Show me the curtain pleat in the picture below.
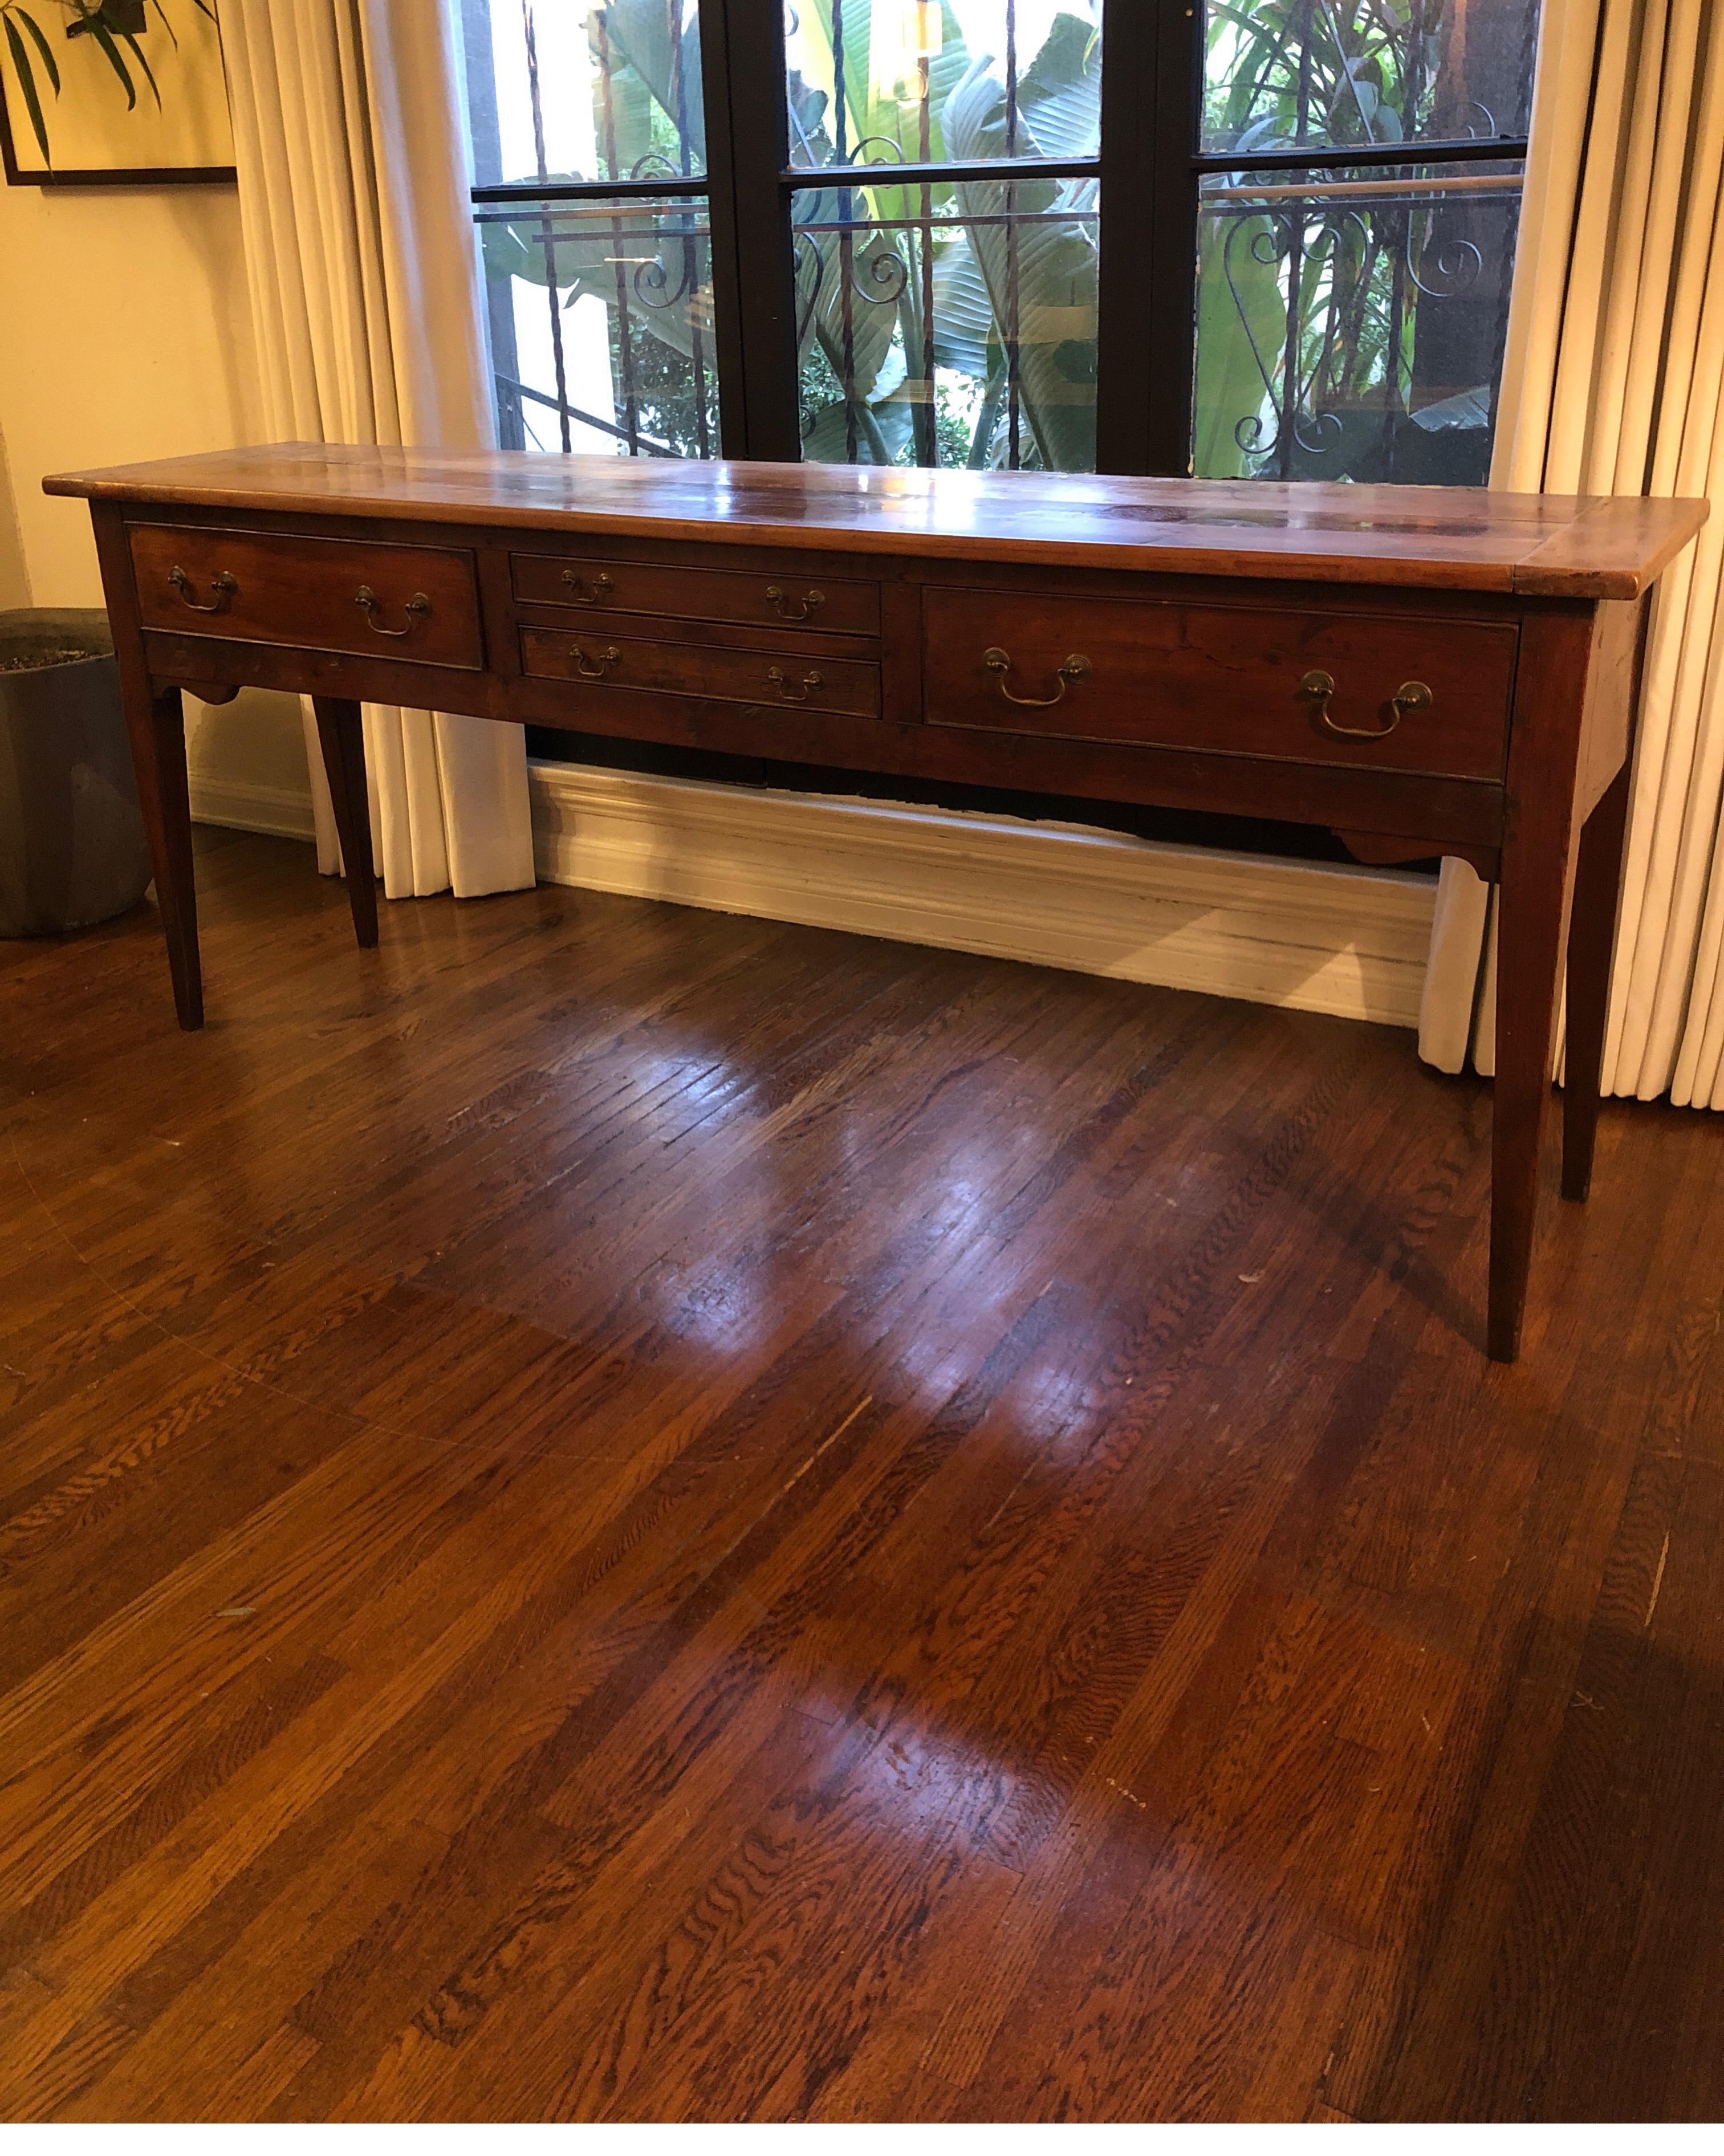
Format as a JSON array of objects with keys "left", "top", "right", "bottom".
[
  {"left": 223, "top": 0, "right": 533, "bottom": 902},
  {"left": 1417, "top": 0, "right": 1724, "bottom": 1108}
]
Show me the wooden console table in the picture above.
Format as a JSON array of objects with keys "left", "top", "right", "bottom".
[{"left": 45, "top": 447, "right": 1706, "bottom": 1360}]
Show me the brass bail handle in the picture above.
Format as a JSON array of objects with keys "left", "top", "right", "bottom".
[
  {"left": 168, "top": 566, "right": 238, "bottom": 614},
  {"left": 570, "top": 644, "right": 622, "bottom": 679},
  {"left": 560, "top": 569, "right": 616, "bottom": 605},
  {"left": 1298, "top": 669, "right": 1433, "bottom": 739},
  {"left": 355, "top": 586, "right": 433, "bottom": 638},
  {"left": 766, "top": 666, "right": 823, "bottom": 702},
  {"left": 766, "top": 585, "right": 825, "bottom": 622},
  {"left": 984, "top": 646, "right": 1092, "bottom": 709}
]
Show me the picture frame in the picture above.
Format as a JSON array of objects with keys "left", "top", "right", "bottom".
[{"left": 0, "top": 2, "right": 235, "bottom": 187}]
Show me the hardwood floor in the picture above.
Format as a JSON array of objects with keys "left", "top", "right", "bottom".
[{"left": 2, "top": 828, "right": 1720, "bottom": 2123}]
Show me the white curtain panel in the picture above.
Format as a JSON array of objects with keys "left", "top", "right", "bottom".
[
  {"left": 1417, "top": 0, "right": 1724, "bottom": 1106},
  {"left": 223, "top": 0, "right": 534, "bottom": 900}
]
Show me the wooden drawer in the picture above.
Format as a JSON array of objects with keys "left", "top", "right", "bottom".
[
  {"left": 521, "top": 625, "right": 880, "bottom": 718},
  {"left": 922, "top": 587, "right": 1517, "bottom": 780},
  {"left": 511, "top": 551, "right": 880, "bottom": 638},
  {"left": 130, "top": 524, "right": 484, "bottom": 669}
]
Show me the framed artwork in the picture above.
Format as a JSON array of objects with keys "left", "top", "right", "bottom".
[{"left": 1, "top": 2, "right": 234, "bottom": 186}]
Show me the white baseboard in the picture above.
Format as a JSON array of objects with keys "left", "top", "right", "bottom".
[
  {"left": 184, "top": 754, "right": 1436, "bottom": 1027},
  {"left": 189, "top": 774, "right": 318, "bottom": 843},
  {"left": 530, "top": 760, "right": 1436, "bottom": 1030}
]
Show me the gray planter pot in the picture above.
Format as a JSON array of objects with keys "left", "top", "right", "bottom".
[{"left": 1, "top": 608, "right": 152, "bottom": 937}]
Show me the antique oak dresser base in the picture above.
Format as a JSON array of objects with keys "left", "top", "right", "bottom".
[{"left": 46, "top": 449, "right": 1707, "bottom": 1362}]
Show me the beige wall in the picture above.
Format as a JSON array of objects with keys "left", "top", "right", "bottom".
[{"left": 0, "top": 174, "right": 310, "bottom": 806}]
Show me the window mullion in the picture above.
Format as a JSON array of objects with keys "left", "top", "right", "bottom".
[
  {"left": 1097, "top": 0, "right": 1201, "bottom": 477},
  {"left": 698, "top": 0, "right": 800, "bottom": 461}
]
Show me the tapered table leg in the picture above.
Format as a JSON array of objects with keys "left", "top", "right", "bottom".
[
  {"left": 121, "top": 682, "right": 203, "bottom": 1032},
  {"left": 312, "top": 697, "right": 379, "bottom": 949},
  {"left": 1487, "top": 607, "right": 1596, "bottom": 1364},
  {"left": 1561, "top": 760, "right": 1632, "bottom": 1202},
  {"left": 1490, "top": 878, "right": 1564, "bottom": 1364}
]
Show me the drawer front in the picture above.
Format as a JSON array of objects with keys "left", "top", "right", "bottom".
[
  {"left": 511, "top": 551, "right": 880, "bottom": 638},
  {"left": 522, "top": 626, "right": 880, "bottom": 719},
  {"left": 130, "top": 524, "right": 485, "bottom": 669},
  {"left": 923, "top": 588, "right": 1516, "bottom": 780}
]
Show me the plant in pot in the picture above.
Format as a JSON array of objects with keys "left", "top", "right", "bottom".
[{"left": 0, "top": 611, "right": 152, "bottom": 937}]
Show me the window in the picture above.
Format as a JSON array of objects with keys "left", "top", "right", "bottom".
[
  {"left": 1194, "top": 0, "right": 1538, "bottom": 485},
  {"left": 461, "top": 3, "right": 722, "bottom": 457},
  {"left": 461, "top": 0, "right": 1538, "bottom": 486}
]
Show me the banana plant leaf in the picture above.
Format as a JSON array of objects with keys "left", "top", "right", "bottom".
[
  {"left": 789, "top": 0, "right": 969, "bottom": 181},
  {"left": 787, "top": 38, "right": 926, "bottom": 429},
  {"left": 792, "top": 204, "right": 910, "bottom": 417},
  {"left": 929, "top": 232, "right": 995, "bottom": 377},
  {"left": 800, "top": 389, "right": 914, "bottom": 465},
  {"left": 588, "top": 0, "right": 705, "bottom": 177},
  {"left": 942, "top": 26, "right": 1101, "bottom": 471},
  {"left": 1011, "top": 10, "right": 1101, "bottom": 159},
  {"left": 481, "top": 194, "right": 711, "bottom": 367},
  {"left": 1192, "top": 210, "right": 1286, "bottom": 478}
]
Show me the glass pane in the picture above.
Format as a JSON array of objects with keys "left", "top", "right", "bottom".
[
  {"left": 463, "top": 1, "right": 706, "bottom": 188},
  {"left": 474, "top": 197, "right": 720, "bottom": 458},
  {"left": 1192, "top": 165, "right": 1523, "bottom": 483},
  {"left": 785, "top": 2, "right": 1102, "bottom": 174},
  {"left": 1202, "top": 0, "right": 1540, "bottom": 156},
  {"left": 793, "top": 178, "right": 1097, "bottom": 470}
]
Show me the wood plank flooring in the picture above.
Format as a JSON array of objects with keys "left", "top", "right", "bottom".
[{"left": 2, "top": 828, "right": 1721, "bottom": 2122}]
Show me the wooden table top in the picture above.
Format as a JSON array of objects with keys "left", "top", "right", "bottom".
[{"left": 46, "top": 443, "right": 1709, "bottom": 600}]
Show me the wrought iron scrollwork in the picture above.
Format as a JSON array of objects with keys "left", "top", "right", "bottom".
[
  {"left": 1406, "top": 213, "right": 1483, "bottom": 299},
  {"left": 852, "top": 245, "right": 910, "bottom": 307},
  {"left": 1212, "top": 183, "right": 1507, "bottom": 478},
  {"left": 844, "top": 135, "right": 909, "bottom": 169},
  {"left": 1222, "top": 210, "right": 1356, "bottom": 464},
  {"left": 630, "top": 247, "right": 697, "bottom": 314}
]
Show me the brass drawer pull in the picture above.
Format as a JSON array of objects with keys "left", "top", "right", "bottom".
[
  {"left": 1298, "top": 669, "right": 1432, "bottom": 739},
  {"left": 560, "top": 569, "right": 615, "bottom": 605},
  {"left": 983, "top": 646, "right": 1092, "bottom": 707},
  {"left": 356, "top": 586, "right": 432, "bottom": 637},
  {"left": 570, "top": 642, "right": 622, "bottom": 680},
  {"left": 767, "top": 666, "right": 823, "bottom": 702},
  {"left": 765, "top": 584, "right": 824, "bottom": 621},
  {"left": 168, "top": 566, "right": 238, "bottom": 614}
]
